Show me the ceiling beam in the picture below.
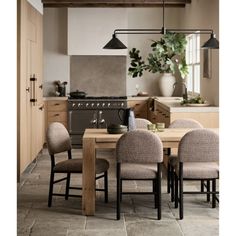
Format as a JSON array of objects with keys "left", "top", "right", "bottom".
[{"left": 42, "top": 0, "right": 191, "bottom": 8}]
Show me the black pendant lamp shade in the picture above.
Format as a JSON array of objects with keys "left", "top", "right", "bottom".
[
  {"left": 103, "top": 34, "right": 127, "bottom": 49},
  {"left": 201, "top": 33, "right": 219, "bottom": 49}
]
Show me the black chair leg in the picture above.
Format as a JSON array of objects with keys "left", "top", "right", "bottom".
[
  {"left": 104, "top": 171, "right": 108, "bottom": 203},
  {"left": 153, "top": 180, "right": 157, "bottom": 209},
  {"left": 167, "top": 163, "right": 171, "bottom": 193},
  {"left": 179, "top": 163, "right": 183, "bottom": 220},
  {"left": 171, "top": 166, "right": 175, "bottom": 202},
  {"left": 120, "top": 180, "right": 122, "bottom": 202},
  {"left": 207, "top": 180, "right": 210, "bottom": 202},
  {"left": 157, "top": 163, "right": 162, "bottom": 220},
  {"left": 48, "top": 171, "right": 54, "bottom": 207},
  {"left": 212, "top": 179, "right": 216, "bottom": 208},
  {"left": 201, "top": 180, "right": 204, "bottom": 192},
  {"left": 174, "top": 173, "right": 178, "bottom": 208},
  {"left": 65, "top": 173, "right": 71, "bottom": 200},
  {"left": 117, "top": 164, "right": 121, "bottom": 220}
]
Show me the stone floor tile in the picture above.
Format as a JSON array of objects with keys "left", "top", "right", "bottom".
[
  {"left": 67, "top": 229, "right": 127, "bottom": 236},
  {"left": 178, "top": 219, "right": 219, "bottom": 236},
  {"left": 85, "top": 214, "right": 125, "bottom": 230},
  {"left": 125, "top": 220, "right": 184, "bottom": 236}
]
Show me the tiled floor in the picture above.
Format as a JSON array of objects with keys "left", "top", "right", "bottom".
[{"left": 18, "top": 149, "right": 219, "bottom": 236}]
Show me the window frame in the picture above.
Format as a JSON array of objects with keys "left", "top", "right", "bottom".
[{"left": 185, "top": 33, "right": 201, "bottom": 96}]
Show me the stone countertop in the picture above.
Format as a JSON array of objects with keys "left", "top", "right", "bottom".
[
  {"left": 154, "top": 98, "right": 219, "bottom": 113},
  {"left": 43, "top": 96, "right": 68, "bottom": 101}
]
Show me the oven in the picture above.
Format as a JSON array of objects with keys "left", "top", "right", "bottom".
[{"left": 68, "top": 97, "right": 128, "bottom": 148}]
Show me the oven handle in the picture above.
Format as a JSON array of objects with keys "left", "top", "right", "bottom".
[{"left": 98, "top": 110, "right": 105, "bottom": 127}]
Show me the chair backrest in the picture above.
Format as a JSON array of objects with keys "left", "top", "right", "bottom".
[
  {"left": 46, "top": 122, "right": 72, "bottom": 155},
  {"left": 135, "top": 118, "right": 152, "bottom": 129},
  {"left": 116, "top": 130, "right": 163, "bottom": 163},
  {"left": 178, "top": 129, "right": 219, "bottom": 162},
  {"left": 169, "top": 118, "right": 203, "bottom": 128}
]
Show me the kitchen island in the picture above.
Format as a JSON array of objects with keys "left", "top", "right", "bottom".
[{"left": 148, "top": 97, "right": 219, "bottom": 128}]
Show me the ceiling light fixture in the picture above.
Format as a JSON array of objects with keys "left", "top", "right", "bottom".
[{"left": 103, "top": 0, "right": 219, "bottom": 50}]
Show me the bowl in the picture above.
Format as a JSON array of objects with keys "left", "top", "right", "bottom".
[{"left": 107, "top": 124, "right": 128, "bottom": 134}]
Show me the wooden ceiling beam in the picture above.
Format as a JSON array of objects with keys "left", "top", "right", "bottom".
[{"left": 42, "top": 0, "right": 191, "bottom": 8}]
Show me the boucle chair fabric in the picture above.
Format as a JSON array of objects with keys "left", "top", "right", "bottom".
[
  {"left": 169, "top": 119, "right": 203, "bottom": 129},
  {"left": 135, "top": 118, "right": 152, "bottom": 129},
  {"left": 177, "top": 129, "right": 219, "bottom": 179},
  {"left": 178, "top": 129, "right": 219, "bottom": 162},
  {"left": 46, "top": 122, "right": 72, "bottom": 155},
  {"left": 116, "top": 130, "right": 163, "bottom": 164}
]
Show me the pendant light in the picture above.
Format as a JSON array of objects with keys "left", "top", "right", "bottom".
[{"left": 103, "top": 0, "right": 219, "bottom": 50}]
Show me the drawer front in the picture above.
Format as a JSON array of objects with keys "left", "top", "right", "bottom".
[
  {"left": 48, "top": 111, "right": 67, "bottom": 122},
  {"left": 47, "top": 101, "right": 67, "bottom": 111},
  {"left": 128, "top": 101, "right": 147, "bottom": 112}
]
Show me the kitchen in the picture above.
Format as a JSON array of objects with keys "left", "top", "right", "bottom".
[{"left": 6, "top": 0, "right": 231, "bottom": 235}]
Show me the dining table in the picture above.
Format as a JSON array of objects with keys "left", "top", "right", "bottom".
[{"left": 82, "top": 128, "right": 218, "bottom": 216}]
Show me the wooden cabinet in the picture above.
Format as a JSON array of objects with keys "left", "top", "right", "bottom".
[
  {"left": 17, "top": 0, "right": 44, "bottom": 176},
  {"left": 127, "top": 99, "right": 148, "bottom": 119},
  {"left": 152, "top": 100, "right": 219, "bottom": 128},
  {"left": 45, "top": 100, "right": 68, "bottom": 131}
]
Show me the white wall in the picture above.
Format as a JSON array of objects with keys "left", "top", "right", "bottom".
[
  {"left": 43, "top": 8, "right": 70, "bottom": 96},
  {"left": 180, "top": 0, "right": 219, "bottom": 105}
]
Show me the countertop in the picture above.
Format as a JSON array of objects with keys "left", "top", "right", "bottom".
[
  {"left": 43, "top": 96, "right": 68, "bottom": 101},
  {"left": 154, "top": 98, "right": 219, "bottom": 113}
]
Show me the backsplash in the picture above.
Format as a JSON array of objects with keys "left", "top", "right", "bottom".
[{"left": 70, "top": 56, "right": 126, "bottom": 96}]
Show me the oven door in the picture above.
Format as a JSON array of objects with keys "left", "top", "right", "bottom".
[
  {"left": 68, "top": 110, "right": 96, "bottom": 147},
  {"left": 98, "top": 109, "right": 126, "bottom": 128}
]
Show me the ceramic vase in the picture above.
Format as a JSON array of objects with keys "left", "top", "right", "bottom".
[{"left": 159, "top": 73, "right": 176, "bottom": 97}]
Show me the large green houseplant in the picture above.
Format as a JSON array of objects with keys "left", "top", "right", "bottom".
[{"left": 128, "top": 33, "right": 188, "bottom": 96}]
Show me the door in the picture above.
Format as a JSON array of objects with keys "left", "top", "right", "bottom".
[{"left": 98, "top": 109, "right": 125, "bottom": 128}]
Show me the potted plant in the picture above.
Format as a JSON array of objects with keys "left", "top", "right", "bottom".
[{"left": 128, "top": 32, "right": 188, "bottom": 96}]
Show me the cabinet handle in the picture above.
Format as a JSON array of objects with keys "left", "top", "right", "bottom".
[
  {"left": 30, "top": 74, "right": 37, "bottom": 104},
  {"left": 54, "top": 103, "right": 60, "bottom": 106},
  {"left": 39, "top": 105, "right": 44, "bottom": 111},
  {"left": 54, "top": 114, "right": 59, "bottom": 116},
  {"left": 39, "top": 84, "right": 43, "bottom": 89},
  {"left": 26, "top": 87, "right": 30, "bottom": 92}
]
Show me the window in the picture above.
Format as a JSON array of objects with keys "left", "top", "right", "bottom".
[{"left": 186, "top": 34, "right": 200, "bottom": 94}]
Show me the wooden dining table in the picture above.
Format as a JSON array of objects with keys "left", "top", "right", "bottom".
[{"left": 82, "top": 128, "right": 218, "bottom": 216}]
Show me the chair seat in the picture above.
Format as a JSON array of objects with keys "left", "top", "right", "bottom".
[
  {"left": 176, "top": 162, "right": 219, "bottom": 179},
  {"left": 96, "top": 158, "right": 110, "bottom": 174},
  {"left": 54, "top": 158, "right": 109, "bottom": 174},
  {"left": 54, "top": 159, "right": 83, "bottom": 173},
  {"left": 121, "top": 163, "right": 158, "bottom": 179}
]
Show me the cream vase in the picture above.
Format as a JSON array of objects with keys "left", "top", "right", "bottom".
[{"left": 159, "top": 73, "right": 176, "bottom": 97}]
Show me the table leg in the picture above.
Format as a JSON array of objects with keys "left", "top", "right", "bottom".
[{"left": 82, "top": 138, "right": 96, "bottom": 215}]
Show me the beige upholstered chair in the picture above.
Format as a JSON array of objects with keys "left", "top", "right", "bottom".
[
  {"left": 135, "top": 118, "right": 152, "bottom": 129},
  {"left": 167, "top": 119, "right": 203, "bottom": 201},
  {"left": 116, "top": 130, "right": 163, "bottom": 220},
  {"left": 46, "top": 122, "right": 109, "bottom": 207},
  {"left": 174, "top": 129, "right": 219, "bottom": 219}
]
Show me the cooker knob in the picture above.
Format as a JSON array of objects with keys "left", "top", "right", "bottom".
[
  {"left": 86, "top": 103, "right": 89, "bottom": 107},
  {"left": 91, "top": 103, "right": 94, "bottom": 107},
  {"left": 97, "top": 103, "right": 100, "bottom": 107},
  {"left": 77, "top": 103, "right": 81, "bottom": 107},
  {"left": 121, "top": 102, "right": 124, "bottom": 107},
  {"left": 72, "top": 103, "right": 76, "bottom": 107},
  {"left": 108, "top": 103, "right": 111, "bottom": 107},
  {"left": 102, "top": 103, "right": 105, "bottom": 107}
]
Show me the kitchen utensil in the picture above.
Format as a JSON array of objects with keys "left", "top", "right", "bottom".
[{"left": 69, "top": 90, "right": 87, "bottom": 98}]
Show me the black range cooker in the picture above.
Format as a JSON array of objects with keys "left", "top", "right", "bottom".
[{"left": 68, "top": 96, "right": 128, "bottom": 148}]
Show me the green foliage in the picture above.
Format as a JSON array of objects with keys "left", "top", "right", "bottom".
[{"left": 128, "top": 33, "right": 188, "bottom": 78}]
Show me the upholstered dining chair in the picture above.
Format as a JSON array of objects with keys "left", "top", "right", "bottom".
[
  {"left": 46, "top": 122, "right": 109, "bottom": 207},
  {"left": 167, "top": 119, "right": 203, "bottom": 202},
  {"left": 135, "top": 118, "right": 152, "bottom": 129},
  {"left": 116, "top": 130, "right": 163, "bottom": 220},
  {"left": 174, "top": 129, "right": 219, "bottom": 219}
]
